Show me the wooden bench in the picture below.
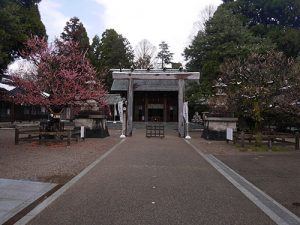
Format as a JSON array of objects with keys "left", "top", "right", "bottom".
[{"left": 146, "top": 123, "right": 164, "bottom": 138}]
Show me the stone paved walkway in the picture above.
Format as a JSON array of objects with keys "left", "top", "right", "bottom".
[
  {"left": 23, "top": 130, "right": 276, "bottom": 225},
  {"left": 0, "top": 178, "right": 55, "bottom": 224}
]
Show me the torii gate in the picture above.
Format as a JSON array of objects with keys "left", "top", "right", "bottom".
[{"left": 112, "top": 69, "right": 200, "bottom": 137}]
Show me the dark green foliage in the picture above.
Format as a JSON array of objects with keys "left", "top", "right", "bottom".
[
  {"left": 267, "top": 27, "right": 300, "bottom": 58},
  {"left": 0, "top": 0, "right": 46, "bottom": 73},
  {"left": 89, "top": 35, "right": 101, "bottom": 68},
  {"left": 225, "top": 0, "right": 300, "bottom": 57},
  {"left": 61, "top": 17, "right": 90, "bottom": 53},
  {"left": 16, "top": 0, "right": 41, "bottom": 7},
  {"left": 89, "top": 29, "right": 134, "bottom": 89},
  {"left": 184, "top": 6, "right": 273, "bottom": 107},
  {"left": 185, "top": 7, "right": 273, "bottom": 81},
  {"left": 98, "top": 29, "right": 134, "bottom": 69},
  {"left": 228, "top": 0, "right": 300, "bottom": 28},
  {"left": 185, "top": 78, "right": 213, "bottom": 104},
  {"left": 157, "top": 41, "right": 174, "bottom": 69}
]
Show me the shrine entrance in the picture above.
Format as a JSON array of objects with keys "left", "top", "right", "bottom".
[
  {"left": 111, "top": 69, "right": 200, "bottom": 137},
  {"left": 133, "top": 92, "right": 178, "bottom": 122}
]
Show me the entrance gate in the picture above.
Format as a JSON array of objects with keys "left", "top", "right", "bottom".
[{"left": 112, "top": 69, "right": 200, "bottom": 137}]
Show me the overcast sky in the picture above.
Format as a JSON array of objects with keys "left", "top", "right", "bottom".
[{"left": 39, "top": 0, "right": 222, "bottom": 64}]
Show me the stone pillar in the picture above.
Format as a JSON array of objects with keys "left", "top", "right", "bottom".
[
  {"left": 127, "top": 78, "right": 134, "bottom": 136},
  {"left": 145, "top": 92, "right": 148, "bottom": 122},
  {"left": 178, "top": 79, "right": 184, "bottom": 137}
]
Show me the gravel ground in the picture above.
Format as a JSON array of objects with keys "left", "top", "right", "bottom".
[
  {"left": 0, "top": 128, "right": 122, "bottom": 184},
  {"left": 188, "top": 131, "right": 300, "bottom": 217},
  {"left": 189, "top": 131, "right": 296, "bottom": 155}
]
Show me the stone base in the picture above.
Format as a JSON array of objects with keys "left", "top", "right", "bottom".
[
  {"left": 202, "top": 128, "right": 226, "bottom": 140},
  {"left": 85, "top": 127, "right": 109, "bottom": 138},
  {"left": 74, "top": 118, "right": 109, "bottom": 138},
  {"left": 202, "top": 117, "right": 238, "bottom": 140}
]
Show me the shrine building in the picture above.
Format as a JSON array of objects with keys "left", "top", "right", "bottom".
[{"left": 111, "top": 69, "right": 200, "bottom": 137}]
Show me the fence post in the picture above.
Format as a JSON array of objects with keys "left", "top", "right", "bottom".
[
  {"left": 295, "top": 132, "right": 299, "bottom": 150},
  {"left": 15, "top": 128, "right": 19, "bottom": 145},
  {"left": 241, "top": 131, "right": 245, "bottom": 148},
  {"left": 268, "top": 137, "right": 272, "bottom": 151}
]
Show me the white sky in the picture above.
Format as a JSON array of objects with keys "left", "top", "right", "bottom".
[{"left": 39, "top": 0, "right": 222, "bottom": 64}]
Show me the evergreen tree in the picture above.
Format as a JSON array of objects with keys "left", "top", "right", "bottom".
[
  {"left": 183, "top": 5, "right": 276, "bottom": 109},
  {"left": 224, "top": 0, "right": 300, "bottom": 58},
  {"left": 61, "top": 17, "right": 90, "bottom": 53},
  {"left": 89, "top": 35, "right": 101, "bottom": 68},
  {"left": 184, "top": 7, "right": 273, "bottom": 103},
  {"left": 0, "top": 0, "right": 46, "bottom": 73},
  {"left": 157, "top": 41, "right": 174, "bottom": 69},
  {"left": 92, "top": 29, "right": 133, "bottom": 89}
]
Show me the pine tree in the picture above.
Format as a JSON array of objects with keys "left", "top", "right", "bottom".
[
  {"left": 0, "top": 0, "right": 46, "bottom": 73},
  {"left": 157, "top": 41, "right": 174, "bottom": 69},
  {"left": 95, "top": 29, "right": 134, "bottom": 89},
  {"left": 61, "top": 17, "right": 90, "bottom": 53}
]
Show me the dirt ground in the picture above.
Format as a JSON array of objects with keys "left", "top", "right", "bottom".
[
  {"left": 0, "top": 128, "right": 121, "bottom": 184},
  {"left": 188, "top": 132, "right": 300, "bottom": 217}
]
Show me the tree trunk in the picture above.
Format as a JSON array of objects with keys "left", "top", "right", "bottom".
[{"left": 253, "top": 101, "right": 262, "bottom": 146}]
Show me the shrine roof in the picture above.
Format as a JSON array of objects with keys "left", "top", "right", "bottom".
[
  {"left": 110, "top": 68, "right": 200, "bottom": 92},
  {"left": 105, "top": 94, "right": 122, "bottom": 104}
]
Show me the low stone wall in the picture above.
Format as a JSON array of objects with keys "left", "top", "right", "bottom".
[{"left": 202, "top": 117, "right": 238, "bottom": 140}]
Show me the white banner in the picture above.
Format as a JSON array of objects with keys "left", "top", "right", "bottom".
[
  {"left": 183, "top": 102, "right": 189, "bottom": 123},
  {"left": 80, "top": 126, "right": 85, "bottom": 138},
  {"left": 114, "top": 103, "right": 117, "bottom": 117},
  {"left": 226, "top": 128, "right": 233, "bottom": 141},
  {"left": 118, "top": 101, "right": 123, "bottom": 123}
]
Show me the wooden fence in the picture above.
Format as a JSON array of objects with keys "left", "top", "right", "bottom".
[{"left": 227, "top": 131, "right": 300, "bottom": 150}]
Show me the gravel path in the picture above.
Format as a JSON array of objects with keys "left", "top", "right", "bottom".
[{"left": 0, "top": 129, "right": 121, "bottom": 184}]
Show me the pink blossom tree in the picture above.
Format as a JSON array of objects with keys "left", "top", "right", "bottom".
[{"left": 10, "top": 36, "right": 107, "bottom": 117}]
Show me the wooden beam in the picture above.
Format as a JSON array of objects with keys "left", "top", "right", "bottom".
[{"left": 112, "top": 72, "right": 200, "bottom": 80}]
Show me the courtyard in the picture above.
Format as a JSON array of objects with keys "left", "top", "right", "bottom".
[{"left": 1, "top": 128, "right": 300, "bottom": 224}]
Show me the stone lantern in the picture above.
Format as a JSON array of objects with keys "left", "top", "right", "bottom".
[
  {"left": 202, "top": 78, "right": 238, "bottom": 140},
  {"left": 209, "top": 78, "right": 228, "bottom": 115}
]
